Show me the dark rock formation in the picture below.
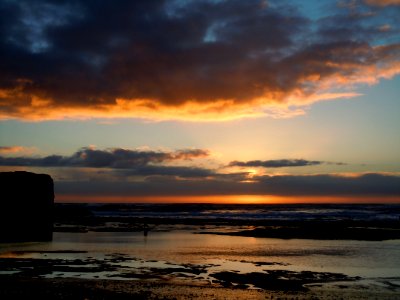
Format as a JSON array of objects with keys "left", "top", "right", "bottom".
[{"left": 0, "top": 171, "right": 54, "bottom": 242}]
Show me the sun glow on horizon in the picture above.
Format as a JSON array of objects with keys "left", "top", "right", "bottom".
[
  {"left": 56, "top": 194, "right": 400, "bottom": 204},
  {"left": 1, "top": 0, "right": 399, "bottom": 205}
]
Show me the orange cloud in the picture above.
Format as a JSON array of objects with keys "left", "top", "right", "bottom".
[
  {"left": 364, "top": 0, "right": 400, "bottom": 6},
  {"left": 0, "top": 146, "right": 36, "bottom": 155},
  {"left": 0, "top": 146, "right": 25, "bottom": 154},
  {"left": 0, "top": 1, "right": 399, "bottom": 122},
  {"left": 1, "top": 43, "right": 398, "bottom": 122}
]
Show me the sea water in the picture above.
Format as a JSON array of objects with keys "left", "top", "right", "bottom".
[{"left": 0, "top": 204, "right": 400, "bottom": 284}]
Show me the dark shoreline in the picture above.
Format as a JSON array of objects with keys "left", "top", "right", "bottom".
[
  {"left": 0, "top": 252, "right": 360, "bottom": 292},
  {"left": 200, "top": 221, "right": 400, "bottom": 241},
  {"left": 1, "top": 276, "right": 399, "bottom": 300},
  {"left": 54, "top": 220, "right": 400, "bottom": 241},
  {"left": 55, "top": 215, "right": 400, "bottom": 241},
  {"left": 53, "top": 203, "right": 400, "bottom": 241}
]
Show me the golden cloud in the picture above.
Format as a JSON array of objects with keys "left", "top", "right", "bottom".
[
  {"left": 0, "top": 1, "right": 399, "bottom": 122},
  {"left": 364, "top": 0, "right": 400, "bottom": 6},
  {"left": 0, "top": 146, "right": 36, "bottom": 155},
  {"left": 0, "top": 146, "right": 25, "bottom": 154}
]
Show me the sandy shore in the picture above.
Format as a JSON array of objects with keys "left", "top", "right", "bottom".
[
  {"left": 2, "top": 203, "right": 399, "bottom": 299},
  {"left": 1, "top": 277, "right": 400, "bottom": 300}
]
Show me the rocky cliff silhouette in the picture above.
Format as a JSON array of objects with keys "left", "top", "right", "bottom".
[{"left": 0, "top": 171, "right": 54, "bottom": 242}]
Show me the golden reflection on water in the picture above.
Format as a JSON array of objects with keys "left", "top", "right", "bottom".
[{"left": 1, "top": 231, "right": 400, "bottom": 278}]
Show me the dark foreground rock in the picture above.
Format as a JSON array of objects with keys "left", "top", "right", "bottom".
[
  {"left": 210, "top": 270, "right": 356, "bottom": 291},
  {"left": 0, "top": 171, "right": 54, "bottom": 242}
]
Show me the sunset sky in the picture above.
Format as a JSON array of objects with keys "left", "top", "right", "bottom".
[{"left": 0, "top": 0, "right": 399, "bottom": 203}]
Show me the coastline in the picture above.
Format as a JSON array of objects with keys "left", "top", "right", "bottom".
[
  {"left": 1, "top": 203, "right": 400, "bottom": 299},
  {"left": 53, "top": 203, "right": 400, "bottom": 241}
]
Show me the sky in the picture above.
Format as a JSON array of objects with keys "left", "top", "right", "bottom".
[{"left": 0, "top": 0, "right": 399, "bottom": 203}]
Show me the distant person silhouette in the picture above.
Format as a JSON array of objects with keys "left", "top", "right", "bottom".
[{"left": 143, "top": 223, "right": 149, "bottom": 237}]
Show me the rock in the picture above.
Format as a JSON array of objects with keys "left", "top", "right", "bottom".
[{"left": 0, "top": 171, "right": 54, "bottom": 242}]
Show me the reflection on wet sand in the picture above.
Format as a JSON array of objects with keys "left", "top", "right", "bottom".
[
  {"left": 1, "top": 203, "right": 400, "bottom": 299},
  {"left": 1, "top": 231, "right": 400, "bottom": 286}
]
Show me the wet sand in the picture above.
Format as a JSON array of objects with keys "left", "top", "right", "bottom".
[
  {"left": 1, "top": 204, "right": 399, "bottom": 299},
  {"left": 1, "top": 276, "right": 400, "bottom": 300},
  {"left": 1, "top": 251, "right": 400, "bottom": 299}
]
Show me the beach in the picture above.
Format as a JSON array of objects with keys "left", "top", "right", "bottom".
[
  {"left": 1, "top": 204, "right": 400, "bottom": 299},
  {"left": 2, "top": 0, "right": 400, "bottom": 296},
  {"left": 1, "top": 276, "right": 400, "bottom": 300}
]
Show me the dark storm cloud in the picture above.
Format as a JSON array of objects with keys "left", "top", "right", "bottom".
[
  {"left": 0, "top": 0, "right": 399, "bottom": 120},
  {"left": 0, "top": 147, "right": 209, "bottom": 168},
  {"left": 55, "top": 173, "right": 400, "bottom": 197},
  {"left": 0, "top": 0, "right": 302, "bottom": 105},
  {"left": 229, "top": 159, "right": 323, "bottom": 168}
]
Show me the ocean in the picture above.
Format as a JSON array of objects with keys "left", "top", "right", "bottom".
[
  {"left": 1, "top": 203, "right": 400, "bottom": 293},
  {"left": 84, "top": 203, "right": 400, "bottom": 221}
]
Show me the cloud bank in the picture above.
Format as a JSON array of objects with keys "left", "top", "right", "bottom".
[
  {"left": 1, "top": 146, "right": 399, "bottom": 198},
  {"left": 54, "top": 173, "right": 400, "bottom": 198},
  {"left": 229, "top": 159, "right": 323, "bottom": 168},
  {"left": 0, "top": 147, "right": 209, "bottom": 168},
  {"left": 0, "top": 0, "right": 399, "bottom": 121}
]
